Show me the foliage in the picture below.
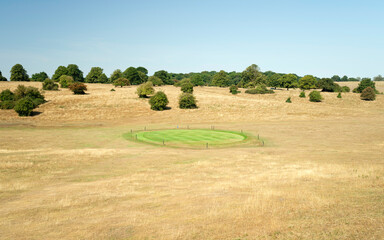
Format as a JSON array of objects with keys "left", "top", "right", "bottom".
[
  {"left": 66, "top": 64, "right": 84, "bottom": 82},
  {"left": 113, "top": 77, "right": 130, "bottom": 87},
  {"left": 360, "top": 87, "right": 376, "bottom": 101},
  {"left": 0, "top": 71, "right": 7, "bottom": 81},
  {"left": 31, "top": 72, "right": 48, "bottom": 82},
  {"left": 174, "top": 78, "right": 191, "bottom": 87},
  {"left": 14, "top": 85, "right": 45, "bottom": 106},
  {"left": 229, "top": 85, "right": 239, "bottom": 94},
  {"left": 331, "top": 75, "right": 341, "bottom": 82},
  {"left": 110, "top": 69, "right": 123, "bottom": 83},
  {"left": 123, "top": 67, "right": 143, "bottom": 85},
  {"left": 179, "top": 93, "right": 197, "bottom": 109},
  {"left": 266, "top": 73, "right": 281, "bottom": 89},
  {"left": 373, "top": 75, "right": 384, "bottom": 81},
  {"left": 85, "top": 67, "right": 108, "bottom": 83},
  {"left": 110, "top": 88, "right": 115, "bottom": 91},
  {"left": 286, "top": 97, "right": 292, "bottom": 103},
  {"left": 0, "top": 100, "right": 15, "bottom": 109},
  {"left": 52, "top": 66, "right": 69, "bottom": 82},
  {"left": 245, "top": 84, "right": 274, "bottom": 94},
  {"left": 299, "top": 75, "right": 317, "bottom": 90},
  {"left": 212, "top": 70, "right": 230, "bottom": 87},
  {"left": 14, "top": 97, "right": 35, "bottom": 116},
  {"left": 138, "top": 71, "right": 148, "bottom": 83},
  {"left": 154, "top": 70, "right": 172, "bottom": 85},
  {"left": 59, "top": 75, "right": 75, "bottom": 88},
  {"left": 191, "top": 74, "right": 205, "bottom": 86},
  {"left": 42, "top": 79, "right": 59, "bottom": 91},
  {"left": 309, "top": 91, "right": 322, "bottom": 102},
  {"left": 318, "top": 78, "right": 340, "bottom": 92},
  {"left": 341, "top": 86, "right": 350, "bottom": 92},
  {"left": 149, "top": 91, "right": 169, "bottom": 111},
  {"left": 353, "top": 78, "right": 376, "bottom": 93},
  {"left": 136, "top": 67, "right": 148, "bottom": 75},
  {"left": 69, "top": 82, "right": 87, "bottom": 94},
  {"left": 337, "top": 92, "right": 342, "bottom": 98},
  {"left": 299, "top": 91, "right": 306, "bottom": 98},
  {"left": 148, "top": 76, "right": 163, "bottom": 86},
  {"left": 279, "top": 74, "right": 298, "bottom": 90},
  {"left": 181, "top": 82, "right": 194, "bottom": 93},
  {"left": 239, "top": 64, "right": 266, "bottom": 87},
  {"left": 136, "top": 82, "right": 155, "bottom": 98},
  {"left": 0, "top": 89, "right": 14, "bottom": 101},
  {"left": 10, "top": 64, "right": 29, "bottom": 81}
]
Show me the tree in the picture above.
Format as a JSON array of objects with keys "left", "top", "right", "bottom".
[
  {"left": 229, "top": 85, "right": 239, "bottom": 94},
  {"left": 85, "top": 67, "right": 108, "bottom": 83},
  {"left": 353, "top": 78, "right": 376, "bottom": 93},
  {"left": 341, "top": 75, "right": 349, "bottom": 82},
  {"left": 42, "top": 79, "right": 59, "bottom": 91},
  {"left": 69, "top": 83, "right": 87, "bottom": 94},
  {"left": 10, "top": 64, "right": 29, "bottom": 81},
  {"left": 309, "top": 91, "right": 322, "bottom": 102},
  {"left": 239, "top": 64, "right": 266, "bottom": 87},
  {"left": 179, "top": 93, "right": 197, "bottom": 109},
  {"left": 136, "top": 82, "right": 154, "bottom": 98},
  {"left": 113, "top": 78, "right": 130, "bottom": 87},
  {"left": 59, "top": 75, "right": 74, "bottom": 88},
  {"left": 360, "top": 87, "right": 376, "bottom": 101},
  {"left": 154, "top": 70, "right": 172, "bottom": 85},
  {"left": 181, "top": 82, "right": 194, "bottom": 93},
  {"left": 138, "top": 71, "right": 148, "bottom": 83},
  {"left": 31, "top": 72, "right": 49, "bottom": 82},
  {"left": 212, "top": 70, "right": 230, "bottom": 87},
  {"left": 110, "top": 69, "right": 123, "bottom": 83},
  {"left": 299, "top": 75, "right": 317, "bottom": 90},
  {"left": 318, "top": 78, "right": 339, "bottom": 92},
  {"left": 14, "top": 97, "right": 35, "bottom": 116},
  {"left": 149, "top": 91, "right": 169, "bottom": 111},
  {"left": 136, "top": 67, "right": 148, "bottom": 75},
  {"left": 266, "top": 73, "right": 281, "bottom": 89},
  {"left": 331, "top": 75, "right": 341, "bottom": 82},
  {"left": 52, "top": 66, "right": 68, "bottom": 82},
  {"left": 148, "top": 76, "right": 163, "bottom": 86},
  {"left": 123, "top": 67, "right": 142, "bottom": 85},
  {"left": 279, "top": 74, "right": 298, "bottom": 90},
  {"left": 191, "top": 74, "right": 204, "bottom": 86},
  {"left": 0, "top": 71, "right": 7, "bottom": 81},
  {"left": 373, "top": 75, "right": 384, "bottom": 81},
  {"left": 66, "top": 64, "right": 84, "bottom": 82}
]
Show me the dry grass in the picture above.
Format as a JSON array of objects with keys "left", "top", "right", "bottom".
[{"left": 0, "top": 81, "right": 384, "bottom": 239}]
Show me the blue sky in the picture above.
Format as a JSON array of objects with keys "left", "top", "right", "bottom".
[{"left": 0, "top": 0, "right": 383, "bottom": 79}]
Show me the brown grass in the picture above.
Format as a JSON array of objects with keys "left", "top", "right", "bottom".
[{"left": 0, "top": 81, "right": 383, "bottom": 239}]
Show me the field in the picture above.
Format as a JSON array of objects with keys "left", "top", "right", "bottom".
[{"left": 0, "top": 81, "right": 384, "bottom": 239}]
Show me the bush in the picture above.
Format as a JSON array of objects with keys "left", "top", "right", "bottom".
[
  {"left": 299, "top": 91, "right": 305, "bottom": 98},
  {"left": 42, "top": 79, "right": 59, "bottom": 90},
  {"left": 245, "top": 84, "right": 274, "bottom": 94},
  {"left": 286, "top": 97, "right": 292, "bottom": 103},
  {"left": 0, "top": 89, "right": 14, "bottom": 101},
  {"left": 309, "top": 91, "right": 322, "bottom": 102},
  {"left": 0, "top": 100, "right": 15, "bottom": 109},
  {"left": 341, "top": 86, "right": 350, "bottom": 92},
  {"left": 354, "top": 78, "right": 376, "bottom": 93},
  {"left": 148, "top": 76, "right": 163, "bottom": 86},
  {"left": 69, "top": 82, "right": 87, "bottom": 94},
  {"left": 14, "top": 97, "right": 35, "bottom": 116},
  {"left": 179, "top": 93, "right": 197, "bottom": 109},
  {"left": 136, "top": 82, "right": 154, "bottom": 98},
  {"left": 360, "top": 87, "right": 376, "bottom": 101},
  {"left": 229, "top": 85, "right": 239, "bottom": 94},
  {"left": 174, "top": 78, "right": 191, "bottom": 87},
  {"left": 149, "top": 91, "right": 169, "bottom": 110},
  {"left": 14, "top": 85, "right": 45, "bottom": 106},
  {"left": 181, "top": 82, "right": 193, "bottom": 93},
  {"left": 59, "top": 75, "right": 74, "bottom": 88},
  {"left": 318, "top": 78, "right": 340, "bottom": 92},
  {"left": 113, "top": 77, "right": 130, "bottom": 87},
  {"left": 337, "top": 92, "right": 342, "bottom": 98},
  {"left": 110, "top": 88, "right": 115, "bottom": 91}
]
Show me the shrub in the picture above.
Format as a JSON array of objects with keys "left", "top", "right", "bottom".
[
  {"left": 0, "top": 89, "right": 14, "bottom": 101},
  {"left": 181, "top": 82, "right": 194, "bottom": 93},
  {"left": 42, "top": 79, "right": 59, "bottom": 90},
  {"left": 136, "top": 82, "right": 154, "bottom": 98},
  {"left": 179, "top": 93, "right": 197, "bottom": 109},
  {"left": 360, "top": 87, "right": 376, "bottom": 101},
  {"left": 341, "top": 86, "right": 350, "bottom": 92},
  {"left": 353, "top": 78, "right": 376, "bottom": 93},
  {"left": 286, "top": 97, "right": 292, "bottom": 103},
  {"left": 14, "top": 97, "right": 35, "bottom": 116},
  {"left": 318, "top": 78, "right": 340, "bottom": 92},
  {"left": 337, "top": 92, "right": 342, "bottom": 98},
  {"left": 59, "top": 75, "right": 74, "bottom": 88},
  {"left": 299, "top": 91, "right": 305, "bottom": 98},
  {"left": 0, "top": 100, "right": 15, "bottom": 109},
  {"left": 309, "top": 91, "right": 322, "bottom": 102},
  {"left": 229, "top": 85, "right": 239, "bottom": 94},
  {"left": 148, "top": 76, "right": 163, "bottom": 86},
  {"left": 113, "top": 77, "right": 130, "bottom": 87},
  {"left": 14, "top": 85, "right": 45, "bottom": 106},
  {"left": 110, "top": 88, "right": 115, "bottom": 91},
  {"left": 245, "top": 84, "right": 274, "bottom": 94},
  {"left": 69, "top": 82, "right": 87, "bottom": 94},
  {"left": 149, "top": 91, "right": 169, "bottom": 111},
  {"left": 174, "top": 78, "right": 191, "bottom": 87}
]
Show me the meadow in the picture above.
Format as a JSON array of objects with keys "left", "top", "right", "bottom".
[{"left": 0, "top": 81, "right": 383, "bottom": 239}]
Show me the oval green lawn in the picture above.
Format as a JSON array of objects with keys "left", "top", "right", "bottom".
[{"left": 135, "top": 129, "right": 246, "bottom": 147}]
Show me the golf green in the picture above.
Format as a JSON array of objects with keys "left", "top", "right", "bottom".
[{"left": 131, "top": 129, "right": 247, "bottom": 147}]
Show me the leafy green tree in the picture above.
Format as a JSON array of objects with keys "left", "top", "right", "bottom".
[
  {"left": 52, "top": 66, "right": 68, "bottom": 82},
  {"left": 31, "top": 72, "right": 48, "bottom": 82},
  {"left": 136, "top": 67, "right": 148, "bottom": 75},
  {"left": 10, "top": 64, "right": 29, "bottom": 81},
  {"left": 239, "top": 64, "right": 266, "bottom": 87},
  {"left": 228, "top": 71, "right": 242, "bottom": 86},
  {"left": 149, "top": 91, "right": 169, "bottom": 111},
  {"left": 113, "top": 78, "right": 130, "bottom": 87},
  {"left": 123, "top": 67, "right": 142, "bottom": 85},
  {"left": 279, "top": 74, "right": 298, "bottom": 90},
  {"left": 0, "top": 71, "right": 7, "bottom": 81},
  {"left": 85, "top": 67, "right": 108, "bottom": 83},
  {"left": 42, "top": 79, "right": 59, "bottom": 90},
  {"left": 331, "top": 75, "right": 341, "bottom": 82},
  {"left": 360, "top": 87, "right": 376, "bottom": 101},
  {"left": 110, "top": 69, "right": 123, "bottom": 83},
  {"left": 318, "top": 78, "right": 339, "bottom": 92},
  {"left": 266, "top": 73, "right": 281, "bottom": 89},
  {"left": 59, "top": 75, "right": 74, "bottom": 88},
  {"left": 299, "top": 75, "right": 317, "bottom": 90},
  {"left": 14, "top": 97, "right": 36, "bottom": 116},
  {"left": 181, "top": 82, "right": 194, "bottom": 93},
  {"left": 373, "top": 75, "right": 384, "bottom": 81},
  {"left": 154, "top": 70, "right": 172, "bottom": 85},
  {"left": 136, "top": 82, "right": 154, "bottom": 98},
  {"left": 309, "top": 91, "right": 322, "bottom": 102},
  {"left": 67, "top": 64, "right": 84, "bottom": 82},
  {"left": 353, "top": 78, "right": 376, "bottom": 93},
  {"left": 148, "top": 76, "right": 163, "bottom": 86},
  {"left": 138, "top": 71, "right": 148, "bottom": 83},
  {"left": 179, "top": 93, "right": 197, "bottom": 109},
  {"left": 191, "top": 74, "right": 204, "bottom": 86},
  {"left": 341, "top": 75, "right": 349, "bottom": 82},
  {"left": 212, "top": 70, "right": 230, "bottom": 87}
]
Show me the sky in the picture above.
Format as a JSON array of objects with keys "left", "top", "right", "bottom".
[{"left": 0, "top": 0, "right": 383, "bottom": 79}]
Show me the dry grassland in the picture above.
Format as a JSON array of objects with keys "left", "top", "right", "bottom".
[{"left": 0, "top": 81, "right": 383, "bottom": 239}]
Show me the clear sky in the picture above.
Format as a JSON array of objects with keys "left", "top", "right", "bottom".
[{"left": 0, "top": 0, "right": 383, "bottom": 79}]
